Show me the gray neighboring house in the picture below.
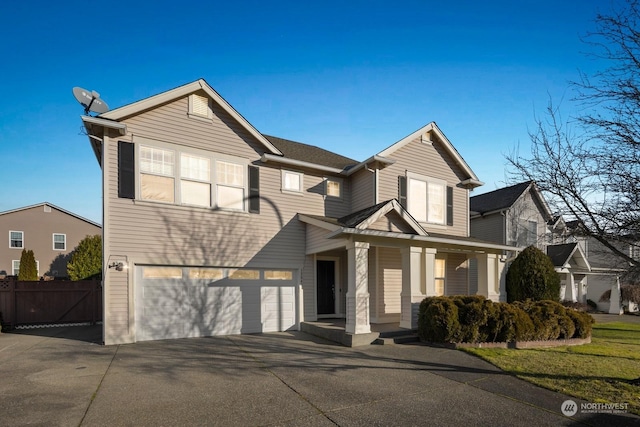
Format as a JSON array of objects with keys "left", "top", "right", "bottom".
[
  {"left": 81, "top": 79, "right": 516, "bottom": 345},
  {"left": 0, "top": 202, "right": 102, "bottom": 278},
  {"left": 470, "top": 181, "right": 591, "bottom": 302}
]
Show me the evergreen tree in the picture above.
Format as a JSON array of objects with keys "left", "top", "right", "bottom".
[
  {"left": 67, "top": 235, "right": 102, "bottom": 280},
  {"left": 506, "top": 246, "right": 561, "bottom": 302},
  {"left": 18, "top": 249, "right": 38, "bottom": 281}
]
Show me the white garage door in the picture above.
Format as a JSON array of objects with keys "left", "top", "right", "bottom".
[{"left": 135, "top": 266, "right": 297, "bottom": 342}]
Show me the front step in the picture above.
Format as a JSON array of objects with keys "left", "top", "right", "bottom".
[{"left": 373, "top": 333, "right": 419, "bottom": 345}]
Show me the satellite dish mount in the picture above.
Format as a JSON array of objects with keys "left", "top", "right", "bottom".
[{"left": 72, "top": 87, "right": 109, "bottom": 115}]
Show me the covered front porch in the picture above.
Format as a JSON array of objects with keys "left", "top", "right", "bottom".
[{"left": 298, "top": 201, "right": 517, "bottom": 345}]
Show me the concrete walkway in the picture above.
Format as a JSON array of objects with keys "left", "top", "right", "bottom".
[{"left": 0, "top": 326, "right": 638, "bottom": 426}]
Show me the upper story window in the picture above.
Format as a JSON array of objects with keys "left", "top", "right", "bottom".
[
  {"left": 140, "top": 146, "right": 176, "bottom": 203},
  {"left": 282, "top": 170, "right": 303, "bottom": 193},
  {"left": 407, "top": 174, "right": 446, "bottom": 224},
  {"left": 517, "top": 219, "right": 538, "bottom": 247},
  {"left": 181, "top": 153, "right": 211, "bottom": 207},
  {"left": 326, "top": 178, "right": 342, "bottom": 198},
  {"left": 630, "top": 244, "right": 640, "bottom": 260},
  {"left": 216, "top": 160, "right": 245, "bottom": 210},
  {"left": 53, "top": 234, "right": 66, "bottom": 250},
  {"left": 188, "top": 94, "right": 213, "bottom": 119},
  {"left": 137, "top": 144, "right": 248, "bottom": 212},
  {"left": 10, "top": 231, "right": 23, "bottom": 249}
]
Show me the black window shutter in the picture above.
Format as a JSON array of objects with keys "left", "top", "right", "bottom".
[
  {"left": 446, "top": 186, "right": 454, "bottom": 226},
  {"left": 118, "top": 141, "right": 135, "bottom": 199},
  {"left": 248, "top": 165, "right": 260, "bottom": 213},
  {"left": 398, "top": 176, "right": 407, "bottom": 208}
]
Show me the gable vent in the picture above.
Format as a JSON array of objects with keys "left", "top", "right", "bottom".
[
  {"left": 192, "top": 94, "right": 210, "bottom": 117},
  {"left": 44, "top": 205, "right": 51, "bottom": 213}
]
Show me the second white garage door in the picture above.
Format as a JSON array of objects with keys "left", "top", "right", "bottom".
[{"left": 135, "top": 266, "right": 297, "bottom": 342}]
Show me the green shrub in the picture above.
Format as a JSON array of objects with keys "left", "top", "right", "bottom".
[
  {"left": 67, "top": 235, "right": 102, "bottom": 280},
  {"left": 516, "top": 300, "right": 574, "bottom": 340},
  {"left": 18, "top": 249, "right": 38, "bottom": 280},
  {"left": 506, "top": 246, "right": 561, "bottom": 303},
  {"left": 418, "top": 297, "right": 460, "bottom": 342},
  {"left": 566, "top": 310, "right": 594, "bottom": 338},
  {"left": 452, "top": 295, "right": 488, "bottom": 343}
]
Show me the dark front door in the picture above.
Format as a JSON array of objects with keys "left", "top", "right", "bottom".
[{"left": 316, "top": 260, "right": 336, "bottom": 315}]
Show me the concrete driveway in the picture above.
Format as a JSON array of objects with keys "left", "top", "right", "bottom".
[{"left": 0, "top": 326, "right": 638, "bottom": 427}]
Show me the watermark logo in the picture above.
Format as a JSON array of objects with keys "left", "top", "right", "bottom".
[
  {"left": 561, "top": 400, "right": 629, "bottom": 416},
  {"left": 561, "top": 400, "right": 578, "bottom": 416}
]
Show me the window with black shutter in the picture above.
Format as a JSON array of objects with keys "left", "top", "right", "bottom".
[
  {"left": 118, "top": 141, "right": 135, "bottom": 199},
  {"left": 248, "top": 165, "right": 260, "bottom": 213},
  {"left": 398, "top": 175, "right": 407, "bottom": 208},
  {"left": 447, "top": 186, "right": 454, "bottom": 226}
]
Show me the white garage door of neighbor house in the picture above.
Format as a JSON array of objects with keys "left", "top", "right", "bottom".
[{"left": 135, "top": 266, "right": 297, "bottom": 342}]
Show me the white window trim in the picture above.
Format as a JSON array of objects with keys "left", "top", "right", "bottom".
[
  {"left": 188, "top": 93, "right": 213, "bottom": 121},
  {"left": 324, "top": 177, "right": 343, "bottom": 199},
  {"left": 406, "top": 172, "right": 447, "bottom": 225},
  {"left": 53, "top": 233, "right": 66, "bottom": 251},
  {"left": 9, "top": 230, "right": 24, "bottom": 249},
  {"left": 136, "top": 140, "right": 249, "bottom": 212},
  {"left": 281, "top": 170, "right": 304, "bottom": 194}
]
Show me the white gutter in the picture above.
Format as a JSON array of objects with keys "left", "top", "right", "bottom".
[
  {"left": 261, "top": 153, "right": 344, "bottom": 174},
  {"left": 460, "top": 178, "right": 484, "bottom": 189},
  {"left": 81, "top": 115, "right": 127, "bottom": 135},
  {"left": 344, "top": 155, "right": 395, "bottom": 175}
]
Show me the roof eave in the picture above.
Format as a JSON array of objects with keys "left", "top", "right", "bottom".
[
  {"left": 345, "top": 155, "right": 396, "bottom": 175},
  {"left": 261, "top": 153, "right": 345, "bottom": 174}
]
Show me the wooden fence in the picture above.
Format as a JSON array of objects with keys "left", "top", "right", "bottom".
[{"left": 0, "top": 277, "right": 102, "bottom": 329}]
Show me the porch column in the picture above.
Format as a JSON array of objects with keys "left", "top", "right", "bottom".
[
  {"left": 400, "top": 246, "right": 423, "bottom": 329},
  {"left": 423, "top": 248, "right": 437, "bottom": 296},
  {"left": 476, "top": 253, "right": 501, "bottom": 302},
  {"left": 564, "top": 273, "right": 577, "bottom": 302},
  {"left": 345, "top": 241, "right": 370, "bottom": 334}
]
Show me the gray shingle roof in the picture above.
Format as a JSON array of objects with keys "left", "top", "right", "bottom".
[
  {"left": 547, "top": 243, "right": 578, "bottom": 267},
  {"left": 470, "top": 181, "right": 532, "bottom": 214},
  {"left": 263, "top": 135, "right": 358, "bottom": 170}
]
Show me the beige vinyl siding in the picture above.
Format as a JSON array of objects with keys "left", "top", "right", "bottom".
[
  {"left": 377, "top": 247, "right": 402, "bottom": 321},
  {"left": 350, "top": 168, "right": 375, "bottom": 212},
  {"left": 302, "top": 255, "right": 316, "bottom": 320},
  {"left": 470, "top": 213, "right": 505, "bottom": 244},
  {"left": 368, "top": 211, "right": 416, "bottom": 233},
  {"left": 377, "top": 136, "right": 470, "bottom": 237},
  {"left": 444, "top": 253, "right": 469, "bottom": 295},
  {"left": 508, "top": 191, "right": 549, "bottom": 251},
  {"left": 102, "top": 94, "right": 351, "bottom": 342}
]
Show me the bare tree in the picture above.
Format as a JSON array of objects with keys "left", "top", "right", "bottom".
[{"left": 508, "top": 0, "right": 640, "bottom": 279}]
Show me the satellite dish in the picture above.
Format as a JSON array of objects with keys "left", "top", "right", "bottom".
[{"left": 72, "top": 86, "right": 109, "bottom": 115}]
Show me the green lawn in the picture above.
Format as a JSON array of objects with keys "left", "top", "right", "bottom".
[{"left": 463, "top": 321, "right": 640, "bottom": 415}]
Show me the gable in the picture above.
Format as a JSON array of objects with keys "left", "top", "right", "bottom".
[
  {"left": 367, "top": 210, "right": 418, "bottom": 234},
  {"left": 99, "top": 79, "right": 281, "bottom": 156}
]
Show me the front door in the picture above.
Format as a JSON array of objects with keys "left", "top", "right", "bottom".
[{"left": 316, "top": 260, "right": 336, "bottom": 315}]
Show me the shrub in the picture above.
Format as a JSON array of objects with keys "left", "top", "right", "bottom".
[
  {"left": 418, "top": 297, "right": 460, "bottom": 343},
  {"left": 452, "top": 295, "right": 488, "bottom": 343},
  {"left": 506, "top": 246, "right": 561, "bottom": 303},
  {"left": 67, "top": 235, "right": 102, "bottom": 281},
  {"left": 565, "top": 309, "right": 594, "bottom": 338},
  {"left": 18, "top": 249, "right": 38, "bottom": 280},
  {"left": 586, "top": 299, "right": 598, "bottom": 310}
]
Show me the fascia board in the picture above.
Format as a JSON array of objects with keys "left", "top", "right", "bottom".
[
  {"left": 344, "top": 155, "right": 396, "bottom": 176},
  {"left": 297, "top": 214, "right": 341, "bottom": 231}
]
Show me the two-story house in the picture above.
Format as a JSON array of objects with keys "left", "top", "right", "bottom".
[
  {"left": 81, "top": 79, "right": 516, "bottom": 345},
  {"left": 0, "top": 203, "right": 101, "bottom": 278},
  {"left": 470, "top": 181, "right": 591, "bottom": 302}
]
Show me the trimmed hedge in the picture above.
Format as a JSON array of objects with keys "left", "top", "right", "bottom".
[{"left": 418, "top": 295, "right": 594, "bottom": 344}]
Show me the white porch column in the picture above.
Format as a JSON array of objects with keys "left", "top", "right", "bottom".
[
  {"left": 423, "top": 248, "right": 437, "bottom": 297},
  {"left": 345, "top": 241, "right": 370, "bottom": 334},
  {"left": 476, "top": 253, "right": 501, "bottom": 302},
  {"left": 400, "top": 246, "right": 423, "bottom": 329},
  {"left": 565, "top": 273, "right": 577, "bottom": 302}
]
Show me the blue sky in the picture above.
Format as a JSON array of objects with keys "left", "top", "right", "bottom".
[{"left": 0, "top": 0, "right": 611, "bottom": 224}]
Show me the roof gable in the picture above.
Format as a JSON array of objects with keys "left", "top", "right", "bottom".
[
  {"left": 338, "top": 199, "right": 427, "bottom": 235},
  {"left": 99, "top": 79, "right": 282, "bottom": 156},
  {"left": 470, "top": 181, "right": 553, "bottom": 219},
  {"left": 547, "top": 243, "right": 591, "bottom": 271},
  {"left": 0, "top": 202, "right": 101, "bottom": 228},
  {"left": 377, "top": 122, "right": 482, "bottom": 188}
]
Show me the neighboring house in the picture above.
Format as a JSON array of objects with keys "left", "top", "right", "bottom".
[
  {"left": 470, "top": 181, "right": 591, "bottom": 302},
  {"left": 0, "top": 203, "right": 101, "bottom": 278},
  {"left": 81, "top": 79, "right": 516, "bottom": 345}
]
